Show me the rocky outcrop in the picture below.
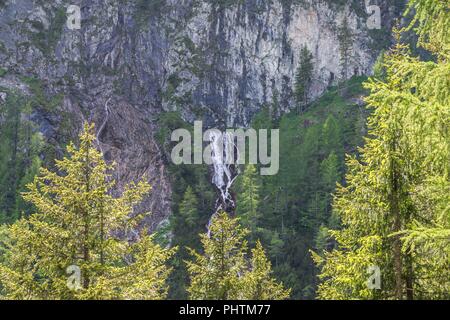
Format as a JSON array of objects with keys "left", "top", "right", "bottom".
[{"left": 0, "top": 0, "right": 400, "bottom": 229}]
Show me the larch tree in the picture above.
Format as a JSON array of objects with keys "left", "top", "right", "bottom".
[
  {"left": 186, "top": 212, "right": 290, "bottom": 300},
  {"left": 313, "top": 0, "right": 449, "bottom": 300},
  {"left": 186, "top": 212, "right": 249, "bottom": 300},
  {"left": 0, "top": 123, "right": 175, "bottom": 300},
  {"left": 242, "top": 241, "right": 291, "bottom": 300}
]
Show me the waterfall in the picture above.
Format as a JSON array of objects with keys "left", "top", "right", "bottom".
[
  {"left": 207, "top": 130, "right": 240, "bottom": 236},
  {"left": 96, "top": 97, "right": 111, "bottom": 156}
]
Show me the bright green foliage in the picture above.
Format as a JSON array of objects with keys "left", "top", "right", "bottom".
[
  {"left": 373, "top": 51, "right": 387, "bottom": 80},
  {"left": 186, "top": 212, "right": 249, "bottom": 300},
  {"left": 232, "top": 76, "right": 368, "bottom": 299},
  {"left": 320, "top": 152, "right": 339, "bottom": 191},
  {"left": 0, "top": 225, "right": 9, "bottom": 265},
  {"left": 314, "top": 0, "right": 450, "bottom": 300},
  {"left": 294, "top": 45, "right": 314, "bottom": 112},
  {"left": 156, "top": 73, "right": 368, "bottom": 300},
  {"left": 186, "top": 212, "right": 290, "bottom": 300},
  {"left": 314, "top": 225, "right": 331, "bottom": 253},
  {"left": 0, "top": 123, "right": 175, "bottom": 300},
  {"left": 242, "top": 241, "right": 291, "bottom": 300},
  {"left": 404, "top": 0, "right": 450, "bottom": 55}
]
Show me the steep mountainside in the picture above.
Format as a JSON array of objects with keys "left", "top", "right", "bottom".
[{"left": 0, "top": 0, "right": 401, "bottom": 228}]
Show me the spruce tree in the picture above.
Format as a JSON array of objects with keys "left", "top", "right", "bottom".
[
  {"left": 186, "top": 212, "right": 249, "bottom": 300},
  {"left": 242, "top": 241, "right": 291, "bottom": 300},
  {"left": 0, "top": 123, "right": 175, "bottom": 299}
]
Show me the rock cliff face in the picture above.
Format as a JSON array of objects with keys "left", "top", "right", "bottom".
[{"left": 0, "top": 0, "right": 399, "bottom": 228}]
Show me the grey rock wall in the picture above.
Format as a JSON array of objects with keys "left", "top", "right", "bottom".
[{"left": 0, "top": 0, "right": 399, "bottom": 228}]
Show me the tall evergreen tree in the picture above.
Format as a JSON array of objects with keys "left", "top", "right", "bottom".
[
  {"left": 294, "top": 45, "right": 314, "bottom": 113},
  {"left": 186, "top": 212, "right": 290, "bottom": 300},
  {"left": 167, "top": 185, "right": 201, "bottom": 298},
  {"left": 318, "top": 151, "right": 340, "bottom": 221},
  {"left": 313, "top": 0, "right": 450, "bottom": 300},
  {"left": 186, "top": 212, "right": 249, "bottom": 300},
  {"left": 337, "top": 16, "right": 353, "bottom": 80},
  {"left": 0, "top": 123, "right": 175, "bottom": 299},
  {"left": 242, "top": 241, "right": 291, "bottom": 300}
]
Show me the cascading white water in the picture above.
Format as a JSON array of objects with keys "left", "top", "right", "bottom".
[
  {"left": 96, "top": 97, "right": 111, "bottom": 156},
  {"left": 210, "top": 131, "right": 237, "bottom": 207},
  {"left": 207, "top": 130, "right": 240, "bottom": 236}
]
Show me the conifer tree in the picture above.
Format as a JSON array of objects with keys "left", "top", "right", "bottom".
[
  {"left": 294, "top": 45, "right": 314, "bottom": 113},
  {"left": 236, "top": 164, "right": 261, "bottom": 240},
  {"left": 320, "top": 152, "right": 339, "bottom": 191},
  {"left": 186, "top": 212, "right": 249, "bottom": 300},
  {"left": 319, "top": 152, "right": 340, "bottom": 221},
  {"left": 313, "top": 0, "right": 449, "bottom": 300},
  {"left": 242, "top": 241, "right": 291, "bottom": 300},
  {"left": 337, "top": 16, "right": 353, "bottom": 80},
  {"left": 321, "top": 115, "right": 343, "bottom": 157},
  {"left": 171, "top": 185, "right": 200, "bottom": 293},
  {"left": 179, "top": 186, "right": 199, "bottom": 228},
  {"left": 0, "top": 123, "right": 175, "bottom": 300},
  {"left": 186, "top": 212, "right": 290, "bottom": 300},
  {"left": 373, "top": 51, "right": 387, "bottom": 80}
]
